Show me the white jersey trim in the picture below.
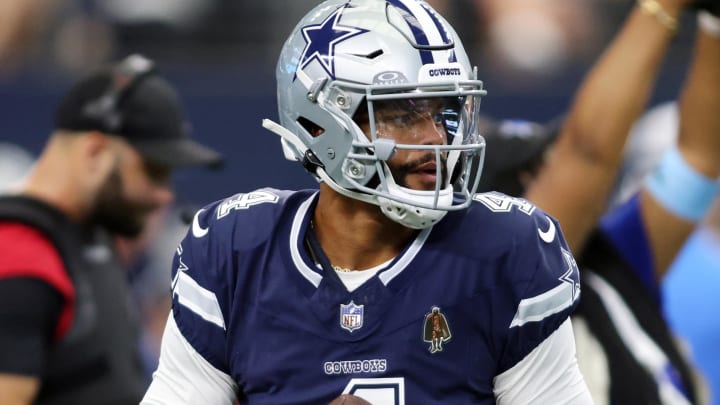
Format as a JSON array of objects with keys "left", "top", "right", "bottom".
[
  {"left": 289, "top": 193, "right": 432, "bottom": 288},
  {"left": 289, "top": 193, "right": 323, "bottom": 287},
  {"left": 510, "top": 248, "right": 580, "bottom": 328},
  {"left": 510, "top": 280, "right": 577, "bottom": 328},
  {"left": 378, "top": 226, "right": 431, "bottom": 285}
]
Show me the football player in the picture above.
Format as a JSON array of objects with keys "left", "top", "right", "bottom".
[{"left": 141, "top": 1, "right": 592, "bottom": 403}]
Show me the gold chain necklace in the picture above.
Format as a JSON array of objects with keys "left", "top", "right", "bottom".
[{"left": 332, "top": 265, "right": 355, "bottom": 273}]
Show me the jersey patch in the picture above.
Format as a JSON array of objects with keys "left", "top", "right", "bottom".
[
  {"left": 422, "top": 306, "right": 452, "bottom": 353},
  {"left": 340, "top": 301, "right": 364, "bottom": 333}
]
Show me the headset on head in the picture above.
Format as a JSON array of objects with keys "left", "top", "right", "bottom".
[{"left": 81, "top": 54, "right": 156, "bottom": 134}]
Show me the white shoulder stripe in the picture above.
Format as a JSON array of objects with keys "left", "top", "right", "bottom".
[
  {"left": 172, "top": 271, "right": 226, "bottom": 330},
  {"left": 510, "top": 281, "right": 578, "bottom": 328}
]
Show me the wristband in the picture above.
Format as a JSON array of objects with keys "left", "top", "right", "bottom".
[
  {"left": 698, "top": 11, "right": 720, "bottom": 38},
  {"left": 646, "top": 147, "right": 719, "bottom": 221}
]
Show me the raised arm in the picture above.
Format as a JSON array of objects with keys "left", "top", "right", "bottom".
[
  {"left": 641, "top": 11, "right": 720, "bottom": 276},
  {"left": 525, "top": 0, "right": 690, "bottom": 252}
]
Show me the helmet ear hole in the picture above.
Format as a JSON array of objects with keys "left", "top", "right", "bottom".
[{"left": 298, "top": 116, "right": 324, "bottom": 137}]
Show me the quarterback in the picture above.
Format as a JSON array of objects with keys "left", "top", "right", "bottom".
[{"left": 142, "top": 0, "right": 592, "bottom": 403}]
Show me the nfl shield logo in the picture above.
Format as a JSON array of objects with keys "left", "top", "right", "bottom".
[{"left": 340, "top": 301, "right": 364, "bottom": 332}]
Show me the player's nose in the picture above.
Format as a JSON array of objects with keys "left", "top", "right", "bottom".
[{"left": 415, "top": 114, "right": 446, "bottom": 145}]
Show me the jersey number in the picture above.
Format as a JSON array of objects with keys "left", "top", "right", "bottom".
[
  {"left": 217, "top": 191, "right": 279, "bottom": 218},
  {"left": 473, "top": 192, "right": 535, "bottom": 215},
  {"left": 342, "top": 377, "right": 405, "bottom": 405}
]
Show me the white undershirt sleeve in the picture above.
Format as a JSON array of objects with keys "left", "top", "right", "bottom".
[
  {"left": 493, "top": 318, "right": 594, "bottom": 404},
  {"left": 141, "top": 313, "right": 239, "bottom": 405}
]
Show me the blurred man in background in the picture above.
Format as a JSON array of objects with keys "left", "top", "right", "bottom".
[{"left": 0, "top": 53, "right": 222, "bottom": 405}]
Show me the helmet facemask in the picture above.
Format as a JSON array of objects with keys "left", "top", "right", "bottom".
[{"left": 333, "top": 82, "right": 485, "bottom": 228}]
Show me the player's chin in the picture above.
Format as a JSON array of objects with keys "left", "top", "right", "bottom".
[{"left": 327, "top": 394, "right": 373, "bottom": 405}]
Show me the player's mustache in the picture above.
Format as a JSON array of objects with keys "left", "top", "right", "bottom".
[{"left": 395, "top": 152, "right": 447, "bottom": 173}]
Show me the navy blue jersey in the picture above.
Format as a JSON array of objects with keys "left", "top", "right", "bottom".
[{"left": 170, "top": 189, "right": 581, "bottom": 404}]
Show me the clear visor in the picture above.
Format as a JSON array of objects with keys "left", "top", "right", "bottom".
[
  {"left": 357, "top": 93, "right": 483, "bottom": 191},
  {"left": 320, "top": 80, "right": 486, "bottom": 211}
]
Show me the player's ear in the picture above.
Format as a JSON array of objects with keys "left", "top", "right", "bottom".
[
  {"left": 82, "top": 130, "right": 112, "bottom": 156},
  {"left": 80, "top": 130, "right": 120, "bottom": 186}
]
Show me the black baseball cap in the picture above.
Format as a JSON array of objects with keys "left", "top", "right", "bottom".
[
  {"left": 476, "top": 116, "right": 561, "bottom": 196},
  {"left": 55, "top": 54, "right": 223, "bottom": 169}
]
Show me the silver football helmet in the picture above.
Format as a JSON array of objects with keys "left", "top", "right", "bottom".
[{"left": 263, "top": 0, "right": 486, "bottom": 229}]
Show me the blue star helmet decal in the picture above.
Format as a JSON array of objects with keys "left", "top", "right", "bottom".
[{"left": 297, "top": 4, "right": 368, "bottom": 80}]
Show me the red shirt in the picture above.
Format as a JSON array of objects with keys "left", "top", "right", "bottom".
[{"left": 0, "top": 221, "right": 75, "bottom": 339}]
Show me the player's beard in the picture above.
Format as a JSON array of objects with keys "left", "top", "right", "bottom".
[{"left": 90, "top": 167, "right": 157, "bottom": 238}]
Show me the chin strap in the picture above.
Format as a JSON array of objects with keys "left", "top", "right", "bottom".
[{"left": 262, "top": 118, "right": 307, "bottom": 161}]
